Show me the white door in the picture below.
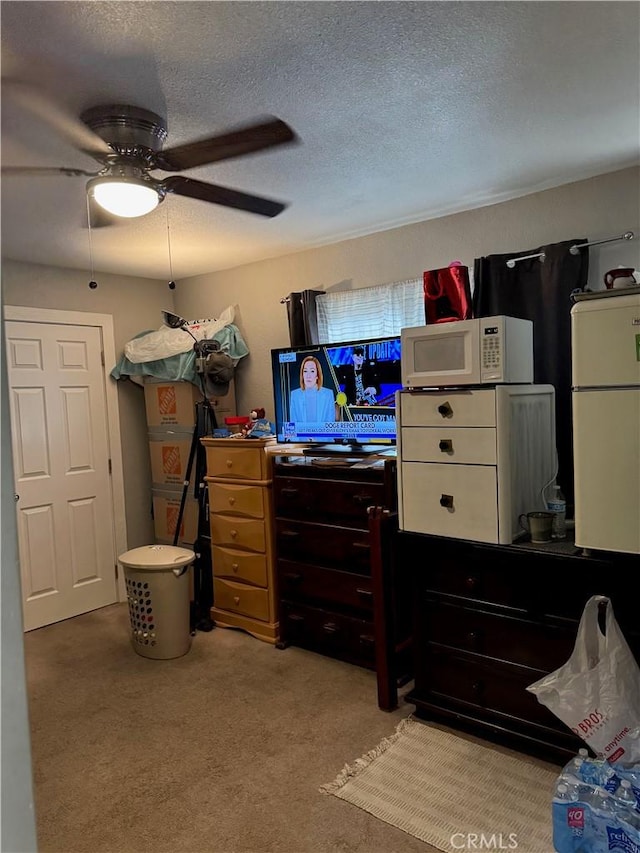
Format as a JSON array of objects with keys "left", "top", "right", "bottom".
[{"left": 5, "top": 319, "right": 119, "bottom": 630}]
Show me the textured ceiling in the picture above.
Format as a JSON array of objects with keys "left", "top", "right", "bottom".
[{"left": 1, "top": 1, "right": 639, "bottom": 280}]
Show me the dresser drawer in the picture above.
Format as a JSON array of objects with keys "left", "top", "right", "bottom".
[
  {"left": 400, "top": 389, "right": 497, "bottom": 427},
  {"left": 214, "top": 577, "right": 270, "bottom": 622},
  {"left": 280, "top": 601, "right": 375, "bottom": 668},
  {"left": 206, "top": 446, "right": 266, "bottom": 480},
  {"left": 208, "top": 482, "right": 265, "bottom": 518},
  {"left": 210, "top": 515, "right": 266, "bottom": 552},
  {"left": 276, "top": 519, "right": 371, "bottom": 572},
  {"left": 274, "top": 476, "right": 384, "bottom": 525},
  {"left": 400, "top": 461, "right": 498, "bottom": 543},
  {"left": 277, "top": 558, "right": 373, "bottom": 614},
  {"left": 212, "top": 545, "right": 268, "bottom": 587},
  {"left": 401, "top": 427, "right": 497, "bottom": 465},
  {"left": 417, "top": 646, "right": 564, "bottom": 731},
  {"left": 423, "top": 599, "right": 576, "bottom": 672}
]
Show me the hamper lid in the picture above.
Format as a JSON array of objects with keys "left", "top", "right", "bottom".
[{"left": 118, "top": 544, "right": 195, "bottom": 570}]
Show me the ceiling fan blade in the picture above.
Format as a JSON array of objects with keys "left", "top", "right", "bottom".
[
  {"left": 2, "top": 79, "right": 112, "bottom": 161},
  {"left": 1, "top": 166, "right": 100, "bottom": 177},
  {"left": 162, "top": 175, "right": 287, "bottom": 217},
  {"left": 154, "top": 117, "right": 297, "bottom": 172}
]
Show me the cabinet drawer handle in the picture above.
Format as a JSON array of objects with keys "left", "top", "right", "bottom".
[
  {"left": 233, "top": 596, "right": 240, "bottom": 605},
  {"left": 232, "top": 563, "right": 239, "bottom": 573},
  {"left": 230, "top": 529, "right": 238, "bottom": 539},
  {"left": 228, "top": 497, "right": 236, "bottom": 506},
  {"left": 440, "top": 494, "right": 454, "bottom": 509},
  {"left": 281, "top": 488, "right": 299, "bottom": 498},
  {"left": 356, "top": 588, "right": 373, "bottom": 598},
  {"left": 439, "top": 439, "right": 453, "bottom": 453},
  {"left": 467, "top": 630, "right": 481, "bottom": 646},
  {"left": 465, "top": 576, "right": 478, "bottom": 590},
  {"left": 352, "top": 541, "right": 370, "bottom": 551},
  {"left": 226, "top": 459, "right": 233, "bottom": 468},
  {"left": 284, "top": 572, "right": 302, "bottom": 583},
  {"left": 359, "top": 634, "right": 375, "bottom": 646},
  {"left": 287, "top": 613, "right": 304, "bottom": 623},
  {"left": 353, "top": 494, "right": 374, "bottom": 505},
  {"left": 322, "top": 622, "right": 340, "bottom": 634},
  {"left": 437, "top": 401, "right": 453, "bottom": 418},
  {"left": 281, "top": 529, "right": 300, "bottom": 539},
  {"left": 472, "top": 681, "right": 484, "bottom": 695}
]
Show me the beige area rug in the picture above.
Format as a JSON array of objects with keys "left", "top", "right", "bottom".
[{"left": 320, "top": 716, "right": 559, "bottom": 853}]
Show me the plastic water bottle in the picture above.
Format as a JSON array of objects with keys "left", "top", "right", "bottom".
[
  {"left": 615, "top": 779, "right": 637, "bottom": 808},
  {"left": 548, "top": 484, "right": 567, "bottom": 539}
]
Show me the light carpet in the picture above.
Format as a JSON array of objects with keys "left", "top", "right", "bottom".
[{"left": 320, "top": 716, "right": 558, "bottom": 853}]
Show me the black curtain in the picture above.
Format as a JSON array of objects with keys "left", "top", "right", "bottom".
[
  {"left": 472, "top": 239, "right": 589, "bottom": 510},
  {"left": 284, "top": 290, "right": 325, "bottom": 347}
]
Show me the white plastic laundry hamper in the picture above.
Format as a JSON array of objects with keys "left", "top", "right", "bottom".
[{"left": 118, "top": 545, "right": 195, "bottom": 659}]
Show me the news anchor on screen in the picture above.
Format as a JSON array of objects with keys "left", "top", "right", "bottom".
[{"left": 289, "top": 356, "right": 336, "bottom": 422}]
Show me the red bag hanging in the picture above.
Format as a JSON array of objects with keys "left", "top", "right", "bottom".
[{"left": 423, "top": 262, "right": 472, "bottom": 324}]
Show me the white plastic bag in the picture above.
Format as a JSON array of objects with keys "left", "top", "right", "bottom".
[{"left": 527, "top": 595, "right": 640, "bottom": 765}]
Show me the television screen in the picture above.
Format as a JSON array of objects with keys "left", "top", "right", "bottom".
[{"left": 270, "top": 335, "right": 402, "bottom": 454}]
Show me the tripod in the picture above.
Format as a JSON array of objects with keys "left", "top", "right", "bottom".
[{"left": 172, "top": 370, "right": 218, "bottom": 632}]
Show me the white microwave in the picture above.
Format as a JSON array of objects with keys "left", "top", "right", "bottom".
[{"left": 401, "top": 316, "right": 534, "bottom": 389}]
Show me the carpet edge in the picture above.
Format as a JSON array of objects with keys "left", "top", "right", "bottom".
[{"left": 319, "top": 715, "right": 416, "bottom": 796}]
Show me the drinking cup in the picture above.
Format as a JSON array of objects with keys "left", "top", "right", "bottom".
[{"left": 519, "top": 511, "right": 554, "bottom": 543}]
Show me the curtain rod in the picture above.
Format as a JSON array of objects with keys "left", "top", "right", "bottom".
[
  {"left": 569, "top": 230, "right": 635, "bottom": 255},
  {"left": 506, "top": 230, "right": 635, "bottom": 267}
]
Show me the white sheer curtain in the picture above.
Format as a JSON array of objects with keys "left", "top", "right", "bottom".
[{"left": 316, "top": 278, "right": 423, "bottom": 343}]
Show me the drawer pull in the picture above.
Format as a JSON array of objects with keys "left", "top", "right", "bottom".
[
  {"left": 322, "top": 622, "right": 340, "bottom": 635},
  {"left": 440, "top": 494, "right": 454, "bottom": 509},
  {"left": 230, "top": 529, "right": 238, "bottom": 539},
  {"left": 226, "top": 459, "right": 233, "bottom": 468},
  {"left": 437, "top": 401, "right": 453, "bottom": 418},
  {"left": 353, "top": 494, "right": 374, "bottom": 505},
  {"left": 352, "top": 541, "right": 370, "bottom": 551},
  {"left": 287, "top": 613, "right": 304, "bottom": 623},
  {"left": 467, "top": 630, "right": 481, "bottom": 646},
  {"left": 439, "top": 439, "right": 453, "bottom": 453},
  {"left": 359, "top": 634, "right": 375, "bottom": 646},
  {"left": 281, "top": 488, "right": 299, "bottom": 498},
  {"left": 472, "top": 681, "right": 484, "bottom": 695},
  {"left": 281, "top": 529, "right": 300, "bottom": 539},
  {"left": 284, "top": 572, "right": 302, "bottom": 583},
  {"left": 232, "top": 563, "right": 239, "bottom": 573},
  {"left": 465, "top": 576, "right": 478, "bottom": 590},
  {"left": 356, "top": 588, "right": 373, "bottom": 598},
  {"left": 233, "top": 596, "right": 240, "bottom": 605},
  {"left": 228, "top": 497, "right": 236, "bottom": 506}
]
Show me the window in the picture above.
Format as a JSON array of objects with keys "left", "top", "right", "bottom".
[{"left": 316, "top": 278, "right": 423, "bottom": 343}]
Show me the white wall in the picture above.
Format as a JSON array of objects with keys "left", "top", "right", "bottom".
[{"left": 174, "top": 167, "right": 640, "bottom": 421}]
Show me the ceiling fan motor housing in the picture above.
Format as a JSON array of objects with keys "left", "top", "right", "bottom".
[{"left": 80, "top": 105, "right": 168, "bottom": 156}]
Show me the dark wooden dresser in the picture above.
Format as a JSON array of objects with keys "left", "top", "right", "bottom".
[
  {"left": 272, "top": 454, "right": 412, "bottom": 706},
  {"left": 399, "top": 531, "right": 639, "bottom": 763}
]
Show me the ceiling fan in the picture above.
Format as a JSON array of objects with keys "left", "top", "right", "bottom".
[{"left": 1, "top": 80, "right": 298, "bottom": 221}]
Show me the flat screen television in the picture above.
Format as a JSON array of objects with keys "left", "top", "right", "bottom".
[{"left": 270, "top": 335, "right": 402, "bottom": 456}]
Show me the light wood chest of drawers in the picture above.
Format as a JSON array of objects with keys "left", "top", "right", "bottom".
[{"left": 202, "top": 437, "right": 278, "bottom": 644}]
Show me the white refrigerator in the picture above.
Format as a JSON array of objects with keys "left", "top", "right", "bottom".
[{"left": 571, "top": 288, "right": 640, "bottom": 554}]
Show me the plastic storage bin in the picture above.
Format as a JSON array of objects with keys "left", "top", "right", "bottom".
[{"left": 118, "top": 545, "right": 195, "bottom": 659}]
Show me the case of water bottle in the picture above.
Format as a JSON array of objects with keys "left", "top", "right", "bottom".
[{"left": 553, "top": 750, "right": 640, "bottom": 852}]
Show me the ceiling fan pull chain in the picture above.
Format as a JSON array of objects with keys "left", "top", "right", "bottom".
[
  {"left": 166, "top": 202, "right": 176, "bottom": 290},
  {"left": 86, "top": 195, "right": 98, "bottom": 290}
]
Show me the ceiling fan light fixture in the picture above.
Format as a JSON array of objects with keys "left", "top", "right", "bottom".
[{"left": 88, "top": 177, "right": 161, "bottom": 218}]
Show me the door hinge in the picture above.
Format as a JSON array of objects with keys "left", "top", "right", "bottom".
[
  {"left": 101, "top": 350, "right": 105, "bottom": 366},
  {"left": 108, "top": 458, "right": 112, "bottom": 475}
]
